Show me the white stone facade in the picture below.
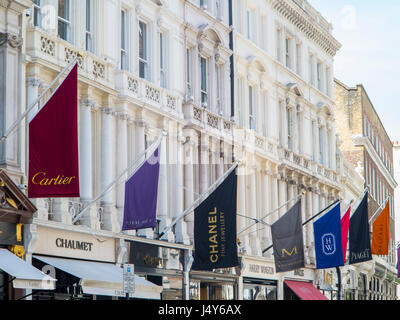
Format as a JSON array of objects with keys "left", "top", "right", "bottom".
[{"left": 1, "top": 0, "right": 396, "bottom": 300}]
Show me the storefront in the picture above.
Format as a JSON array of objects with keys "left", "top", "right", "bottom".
[
  {"left": 239, "top": 256, "right": 278, "bottom": 300},
  {"left": 29, "top": 226, "right": 162, "bottom": 300},
  {"left": 316, "top": 268, "right": 340, "bottom": 300},
  {"left": 127, "top": 239, "right": 189, "bottom": 300},
  {"left": 189, "top": 269, "right": 238, "bottom": 300},
  {"left": 0, "top": 170, "right": 56, "bottom": 300},
  {"left": 283, "top": 268, "right": 327, "bottom": 300}
]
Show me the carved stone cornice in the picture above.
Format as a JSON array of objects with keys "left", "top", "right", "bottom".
[{"left": 271, "top": 0, "right": 341, "bottom": 56}]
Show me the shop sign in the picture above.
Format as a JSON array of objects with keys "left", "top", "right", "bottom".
[
  {"left": 0, "top": 222, "right": 23, "bottom": 246},
  {"left": 34, "top": 226, "right": 115, "bottom": 262},
  {"left": 241, "top": 258, "right": 276, "bottom": 279},
  {"left": 129, "top": 241, "right": 183, "bottom": 271}
]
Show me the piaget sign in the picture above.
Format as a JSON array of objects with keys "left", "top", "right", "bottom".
[{"left": 35, "top": 226, "right": 115, "bottom": 263}]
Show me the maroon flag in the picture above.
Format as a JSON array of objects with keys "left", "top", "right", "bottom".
[{"left": 28, "top": 64, "right": 79, "bottom": 198}]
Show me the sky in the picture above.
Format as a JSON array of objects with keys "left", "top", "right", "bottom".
[{"left": 308, "top": 0, "right": 400, "bottom": 142}]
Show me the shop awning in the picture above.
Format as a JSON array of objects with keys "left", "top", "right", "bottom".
[
  {"left": 284, "top": 280, "right": 328, "bottom": 300},
  {"left": 0, "top": 249, "right": 56, "bottom": 290},
  {"left": 34, "top": 255, "right": 162, "bottom": 299}
]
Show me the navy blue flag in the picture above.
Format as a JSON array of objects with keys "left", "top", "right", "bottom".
[
  {"left": 313, "top": 203, "right": 344, "bottom": 269},
  {"left": 191, "top": 168, "right": 238, "bottom": 271},
  {"left": 349, "top": 192, "right": 372, "bottom": 264}
]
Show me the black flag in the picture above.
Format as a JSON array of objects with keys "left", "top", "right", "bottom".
[
  {"left": 271, "top": 200, "right": 305, "bottom": 273},
  {"left": 191, "top": 169, "right": 238, "bottom": 271},
  {"left": 349, "top": 192, "right": 372, "bottom": 264}
]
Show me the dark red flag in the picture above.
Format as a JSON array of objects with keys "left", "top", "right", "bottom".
[{"left": 28, "top": 64, "right": 79, "bottom": 198}]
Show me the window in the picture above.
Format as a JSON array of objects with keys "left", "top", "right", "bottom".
[
  {"left": 317, "top": 62, "right": 322, "bottom": 90},
  {"left": 325, "top": 66, "right": 330, "bottom": 96},
  {"left": 139, "top": 21, "right": 149, "bottom": 80},
  {"left": 235, "top": 0, "right": 242, "bottom": 34},
  {"left": 312, "top": 121, "right": 316, "bottom": 161},
  {"left": 85, "top": 0, "right": 93, "bottom": 52},
  {"left": 297, "top": 110, "right": 302, "bottom": 154},
  {"left": 160, "top": 32, "right": 166, "bottom": 88},
  {"left": 249, "top": 86, "right": 255, "bottom": 130},
  {"left": 200, "top": 0, "right": 207, "bottom": 9},
  {"left": 33, "top": 0, "right": 41, "bottom": 27},
  {"left": 296, "top": 43, "right": 301, "bottom": 75},
  {"left": 215, "top": 64, "right": 222, "bottom": 114},
  {"left": 285, "top": 38, "right": 290, "bottom": 68},
  {"left": 58, "top": 0, "right": 71, "bottom": 42},
  {"left": 309, "top": 54, "right": 314, "bottom": 85},
  {"left": 319, "top": 126, "right": 324, "bottom": 165},
  {"left": 215, "top": 0, "right": 221, "bottom": 19},
  {"left": 261, "top": 92, "right": 267, "bottom": 136},
  {"left": 186, "top": 48, "right": 192, "bottom": 95},
  {"left": 276, "top": 28, "right": 282, "bottom": 62},
  {"left": 247, "top": 9, "right": 253, "bottom": 42},
  {"left": 237, "top": 78, "right": 243, "bottom": 127},
  {"left": 200, "top": 57, "right": 208, "bottom": 107},
  {"left": 121, "top": 10, "right": 128, "bottom": 70},
  {"left": 260, "top": 15, "right": 266, "bottom": 50},
  {"left": 287, "top": 107, "right": 292, "bottom": 150}
]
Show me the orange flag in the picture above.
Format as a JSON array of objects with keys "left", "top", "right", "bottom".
[{"left": 371, "top": 202, "right": 390, "bottom": 255}]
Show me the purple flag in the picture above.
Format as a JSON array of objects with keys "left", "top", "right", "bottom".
[{"left": 122, "top": 145, "right": 160, "bottom": 230}]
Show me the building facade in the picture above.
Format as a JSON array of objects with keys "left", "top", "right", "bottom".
[
  {"left": 1, "top": 0, "right": 397, "bottom": 300},
  {"left": 232, "top": 0, "right": 346, "bottom": 300},
  {"left": 334, "top": 79, "right": 398, "bottom": 300}
]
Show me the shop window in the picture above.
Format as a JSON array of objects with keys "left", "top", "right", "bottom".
[{"left": 189, "top": 280, "right": 235, "bottom": 300}]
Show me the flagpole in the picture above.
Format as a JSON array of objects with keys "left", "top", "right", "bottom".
[
  {"left": 237, "top": 191, "right": 305, "bottom": 236},
  {"left": 261, "top": 199, "right": 340, "bottom": 254},
  {"left": 72, "top": 131, "right": 165, "bottom": 224},
  {"left": 157, "top": 162, "right": 239, "bottom": 240},
  {"left": 0, "top": 56, "right": 80, "bottom": 144}
]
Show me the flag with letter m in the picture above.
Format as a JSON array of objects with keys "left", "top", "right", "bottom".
[{"left": 271, "top": 200, "right": 305, "bottom": 273}]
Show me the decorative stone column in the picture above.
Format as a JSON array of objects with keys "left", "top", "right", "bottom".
[
  {"left": 183, "top": 129, "right": 196, "bottom": 242},
  {"left": 157, "top": 119, "right": 174, "bottom": 241},
  {"left": 249, "top": 166, "right": 261, "bottom": 256},
  {"left": 262, "top": 164, "right": 271, "bottom": 250},
  {"left": 116, "top": 111, "right": 128, "bottom": 228},
  {"left": 27, "top": 77, "right": 47, "bottom": 220},
  {"left": 237, "top": 163, "right": 249, "bottom": 253},
  {"left": 173, "top": 124, "right": 190, "bottom": 244},
  {"left": 199, "top": 133, "right": 209, "bottom": 194},
  {"left": 100, "top": 106, "right": 118, "bottom": 232},
  {"left": 278, "top": 169, "right": 287, "bottom": 218}
]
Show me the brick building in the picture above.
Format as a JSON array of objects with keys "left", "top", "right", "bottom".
[{"left": 334, "top": 79, "right": 398, "bottom": 299}]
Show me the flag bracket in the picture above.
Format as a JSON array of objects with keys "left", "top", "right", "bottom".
[
  {"left": 261, "top": 199, "right": 340, "bottom": 254},
  {"left": 0, "top": 55, "right": 82, "bottom": 144},
  {"left": 157, "top": 162, "right": 239, "bottom": 240},
  {"left": 72, "top": 131, "right": 165, "bottom": 224}
]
